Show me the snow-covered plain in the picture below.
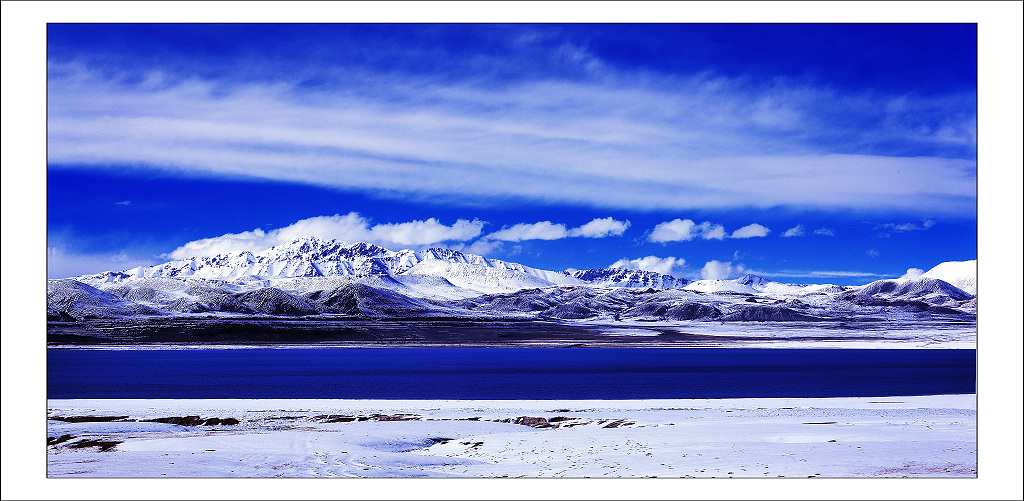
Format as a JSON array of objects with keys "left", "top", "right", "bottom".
[{"left": 47, "top": 395, "right": 976, "bottom": 478}]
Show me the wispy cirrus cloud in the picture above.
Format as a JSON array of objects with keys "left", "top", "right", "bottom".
[
  {"left": 47, "top": 245, "right": 153, "bottom": 279},
  {"left": 766, "top": 269, "right": 893, "bottom": 279},
  {"left": 873, "top": 219, "right": 937, "bottom": 237},
  {"left": 47, "top": 62, "right": 977, "bottom": 215},
  {"left": 875, "top": 219, "right": 936, "bottom": 234},
  {"left": 783, "top": 225, "right": 835, "bottom": 237},
  {"left": 782, "top": 225, "right": 805, "bottom": 237},
  {"left": 688, "top": 263, "right": 896, "bottom": 282}
]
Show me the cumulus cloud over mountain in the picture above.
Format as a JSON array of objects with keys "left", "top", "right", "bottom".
[
  {"left": 609, "top": 256, "right": 686, "bottom": 276},
  {"left": 700, "top": 260, "right": 749, "bottom": 280},
  {"left": 165, "top": 214, "right": 635, "bottom": 262},
  {"left": 167, "top": 213, "right": 485, "bottom": 258}
]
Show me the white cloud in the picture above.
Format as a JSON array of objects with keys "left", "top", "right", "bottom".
[
  {"left": 649, "top": 220, "right": 695, "bottom": 242},
  {"left": 730, "top": 223, "right": 771, "bottom": 239},
  {"left": 610, "top": 255, "right": 686, "bottom": 276},
  {"left": 770, "top": 269, "right": 889, "bottom": 279},
  {"left": 114, "top": 200, "right": 131, "bottom": 206},
  {"left": 47, "top": 246, "right": 155, "bottom": 279},
  {"left": 700, "top": 260, "right": 748, "bottom": 280},
  {"left": 450, "top": 239, "right": 504, "bottom": 257},
  {"left": 46, "top": 66, "right": 977, "bottom": 215},
  {"left": 367, "top": 218, "right": 484, "bottom": 247},
  {"left": 566, "top": 217, "right": 631, "bottom": 238},
  {"left": 900, "top": 268, "right": 925, "bottom": 280},
  {"left": 782, "top": 225, "right": 805, "bottom": 237},
  {"left": 166, "top": 213, "right": 484, "bottom": 258},
  {"left": 168, "top": 228, "right": 273, "bottom": 259},
  {"left": 486, "top": 217, "right": 630, "bottom": 241},
  {"left": 169, "top": 214, "right": 628, "bottom": 262},
  {"left": 866, "top": 248, "right": 881, "bottom": 258},
  {"left": 486, "top": 221, "right": 567, "bottom": 242},
  {"left": 893, "top": 223, "right": 921, "bottom": 231},
  {"left": 781, "top": 225, "right": 834, "bottom": 238},
  {"left": 874, "top": 220, "right": 936, "bottom": 236},
  {"left": 651, "top": 220, "right": 775, "bottom": 242},
  {"left": 701, "top": 223, "right": 728, "bottom": 240},
  {"left": 648, "top": 219, "right": 726, "bottom": 243}
]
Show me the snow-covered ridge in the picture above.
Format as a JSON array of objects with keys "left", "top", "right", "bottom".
[
  {"left": 79, "top": 237, "right": 665, "bottom": 292},
  {"left": 51, "top": 238, "right": 976, "bottom": 323},
  {"left": 567, "top": 268, "right": 690, "bottom": 289},
  {"left": 920, "top": 260, "right": 977, "bottom": 296}
]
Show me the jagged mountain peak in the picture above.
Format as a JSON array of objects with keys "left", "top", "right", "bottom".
[
  {"left": 69, "top": 238, "right": 977, "bottom": 310},
  {"left": 569, "top": 267, "right": 690, "bottom": 289},
  {"left": 344, "top": 241, "right": 391, "bottom": 256},
  {"left": 420, "top": 247, "right": 470, "bottom": 262},
  {"left": 75, "top": 237, "right": 559, "bottom": 289},
  {"left": 261, "top": 238, "right": 389, "bottom": 260},
  {"left": 735, "top": 274, "right": 772, "bottom": 287}
]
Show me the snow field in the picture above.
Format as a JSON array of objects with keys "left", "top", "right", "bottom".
[{"left": 47, "top": 395, "right": 976, "bottom": 478}]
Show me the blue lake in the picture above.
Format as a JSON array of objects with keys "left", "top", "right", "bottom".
[{"left": 47, "top": 348, "right": 976, "bottom": 400}]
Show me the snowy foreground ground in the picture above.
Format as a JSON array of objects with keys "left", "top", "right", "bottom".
[{"left": 47, "top": 395, "right": 976, "bottom": 478}]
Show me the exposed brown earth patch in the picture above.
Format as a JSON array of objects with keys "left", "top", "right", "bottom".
[
  {"left": 68, "top": 438, "right": 122, "bottom": 452},
  {"left": 50, "top": 415, "right": 129, "bottom": 423},
  {"left": 143, "top": 416, "right": 240, "bottom": 426},
  {"left": 48, "top": 434, "right": 75, "bottom": 446}
]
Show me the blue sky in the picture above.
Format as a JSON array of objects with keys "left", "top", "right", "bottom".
[{"left": 46, "top": 23, "right": 978, "bottom": 283}]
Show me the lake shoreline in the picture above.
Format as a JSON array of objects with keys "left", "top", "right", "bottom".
[{"left": 47, "top": 317, "right": 976, "bottom": 349}]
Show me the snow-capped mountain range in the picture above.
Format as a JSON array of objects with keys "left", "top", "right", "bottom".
[
  {"left": 48, "top": 238, "right": 977, "bottom": 323},
  {"left": 78, "top": 237, "right": 690, "bottom": 293}
]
